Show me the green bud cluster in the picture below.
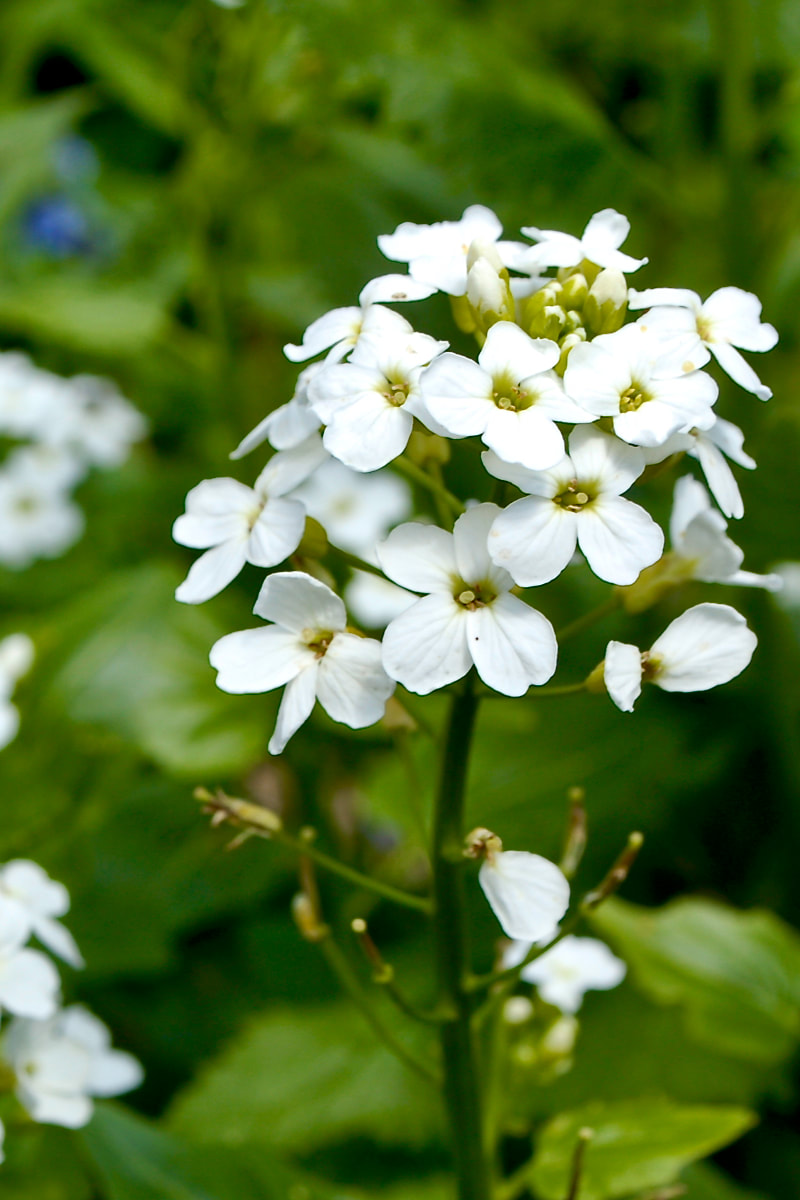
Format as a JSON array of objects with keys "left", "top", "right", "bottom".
[{"left": 519, "top": 260, "right": 628, "bottom": 368}]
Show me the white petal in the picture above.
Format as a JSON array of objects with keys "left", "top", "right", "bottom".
[
  {"left": 482, "top": 407, "right": 565, "bottom": 472},
  {"left": 254, "top": 436, "right": 328, "bottom": 498},
  {"left": 519, "top": 228, "right": 583, "bottom": 268},
  {"left": 581, "top": 209, "right": 647, "bottom": 272},
  {"left": 521, "top": 935, "right": 626, "bottom": 1012},
  {"left": 705, "top": 417, "right": 756, "bottom": 469},
  {"left": 467, "top": 595, "right": 557, "bottom": 695},
  {"left": 477, "top": 323, "right": 560, "bottom": 379},
  {"left": 0, "top": 860, "right": 68, "bottom": 918},
  {"left": 254, "top": 571, "right": 346, "bottom": 632},
  {"left": 702, "top": 287, "right": 778, "bottom": 351},
  {"left": 603, "top": 641, "right": 643, "bottom": 712},
  {"left": 358, "top": 275, "right": 437, "bottom": 305},
  {"left": 478, "top": 851, "right": 570, "bottom": 941},
  {"left": 269, "top": 665, "right": 319, "bottom": 754},
  {"left": 175, "top": 539, "right": 248, "bottom": 604},
  {"left": 577, "top": 497, "right": 664, "bottom": 585},
  {"left": 489, "top": 497, "right": 576, "bottom": 587},
  {"left": 323, "top": 394, "right": 413, "bottom": 471},
  {"left": 669, "top": 474, "right": 712, "bottom": 542},
  {"left": 650, "top": 603, "right": 757, "bottom": 692},
  {"left": 316, "top": 633, "right": 394, "bottom": 727},
  {"left": 481, "top": 450, "right": 558, "bottom": 498},
  {"left": 0, "top": 948, "right": 60, "bottom": 1019},
  {"left": 284, "top": 307, "right": 361, "bottom": 362},
  {"left": 32, "top": 916, "right": 85, "bottom": 969},
  {"left": 452, "top": 503, "right": 511, "bottom": 588},
  {"left": 210, "top": 626, "right": 311, "bottom": 694},
  {"left": 418, "top": 354, "right": 493, "bottom": 437},
  {"left": 709, "top": 341, "right": 772, "bottom": 400},
  {"left": 246, "top": 498, "right": 306, "bottom": 568},
  {"left": 20, "top": 1088, "right": 93, "bottom": 1129},
  {"left": 628, "top": 287, "right": 702, "bottom": 312},
  {"left": 86, "top": 1049, "right": 144, "bottom": 1097},
  {"left": 381, "top": 594, "right": 470, "bottom": 694},
  {"left": 173, "top": 478, "right": 255, "bottom": 548},
  {"left": 691, "top": 436, "right": 744, "bottom": 520},
  {"left": 567, "top": 425, "right": 646, "bottom": 496},
  {"left": 377, "top": 522, "right": 457, "bottom": 593}
]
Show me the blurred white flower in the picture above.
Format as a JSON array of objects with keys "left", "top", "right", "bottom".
[
  {"left": 629, "top": 286, "right": 778, "bottom": 400},
  {"left": 604, "top": 602, "right": 757, "bottom": 712},
  {"left": 290, "top": 458, "right": 412, "bottom": 558},
  {"left": 41, "top": 375, "right": 147, "bottom": 468},
  {"left": 173, "top": 436, "right": 327, "bottom": 604},
  {"left": 484, "top": 426, "right": 663, "bottom": 586},
  {"left": 210, "top": 572, "right": 394, "bottom": 754},
  {"left": 378, "top": 503, "right": 557, "bottom": 695},
  {"left": 0, "top": 634, "right": 33, "bottom": 751},
  {"left": 5, "top": 1005, "right": 143, "bottom": 1128},
  {"left": 0, "top": 860, "right": 83, "bottom": 969},
  {"left": 0, "top": 454, "right": 84, "bottom": 569},
  {"left": 418, "top": 321, "right": 590, "bottom": 471},
  {"left": 344, "top": 571, "right": 416, "bottom": 629},
  {"left": 503, "top": 934, "right": 626, "bottom": 1013},
  {"left": 0, "top": 896, "right": 60, "bottom": 1020}
]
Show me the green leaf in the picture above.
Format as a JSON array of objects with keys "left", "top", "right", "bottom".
[
  {"left": 168, "top": 1002, "right": 442, "bottom": 1153},
  {"left": 529, "top": 1097, "right": 756, "bottom": 1200},
  {"left": 81, "top": 1103, "right": 352, "bottom": 1200},
  {"left": 0, "top": 279, "right": 167, "bottom": 354},
  {"left": 680, "top": 1162, "right": 769, "bottom": 1200},
  {"left": 591, "top": 897, "right": 800, "bottom": 1064},
  {"left": 48, "top": 562, "right": 271, "bottom": 776}
]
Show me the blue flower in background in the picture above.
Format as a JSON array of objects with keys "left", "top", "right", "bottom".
[{"left": 22, "top": 194, "right": 92, "bottom": 258}]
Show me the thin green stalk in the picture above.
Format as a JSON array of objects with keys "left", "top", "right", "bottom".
[
  {"left": 431, "top": 675, "right": 493, "bottom": 1200},
  {"left": 478, "top": 681, "right": 586, "bottom": 700},
  {"left": 395, "top": 456, "right": 465, "bottom": 518},
  {"left": 333, "top": 548, "right": 387, "bottom": 580},
  {"left": 319, "top": 937, "right": 440, "bottom": 1085}
]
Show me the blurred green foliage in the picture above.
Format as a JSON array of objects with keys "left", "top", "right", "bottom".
[{"left": 1, "top": 0, "right": 800, "bottom": 1197}]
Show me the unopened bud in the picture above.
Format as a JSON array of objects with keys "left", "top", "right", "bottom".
[
  {"left": 406, "top": 429, "right": 451, "bottom": 466},
  {"left": 503, "top": 996, "right": 535, "bottom": 1025},
  {"left": 541, "top": 1014, "right": 579, "bottom": 1057},
  {"left": 584, "top": 269, "right": 628, "bottom": 336},
  {"left": 560, "top": 272, "right": 588, "bottom": 309},
  {"left": 616, "top": 553, "right": 694, "bottom": 613},
  {"left": 467, "top": 238, "right": 505, "bottom": 273},
  {"left": 463, "top": 826, "right": 503, "bottom": 861},
  {"left": 584, "top": 661, "right": 607, "bottom": 695},
  {"left": 291, "top": 892, "right": 327, "bottom": 943},
  {"left": 556, "top": 330, "right": 586, "bottom": 374}
]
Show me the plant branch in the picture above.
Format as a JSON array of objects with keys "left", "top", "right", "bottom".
[{"left": 394, "top": 455, "right": 465, "bottom": 517}]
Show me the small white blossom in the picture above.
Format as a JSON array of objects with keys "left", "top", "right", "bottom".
[
  {"left": 563, "top": 324, "right": 718, "bottom": 448},
  {"left": 0, "top": 454, "right": 84, "bottom": 569},
  {"left": 504, "top": 934, "right": 626, "bottom": 1013},
  {"left": 42, "top": 375, "right": 147, "bottom": 468},
  {"left": 640, "top": 416, "right": 755, "bottom": 520},
  {"left": 670, "top": 476, "right": 781, "bottom": 590},
  {"left": 290, "top": 458, "right": 412, "bottom": 558},
  {"left": 0, "top": 634, "right": 34, "bottom": 750},
  {"left": 344, "top": 571, "right": 416, "bottom": 629},
  {"left": 478, "top": 846, "right": 570, "bottom": 942},
  {"left": 377, "top": 205, "right": 523, "bottom": 296},
  {"left": 283, "top": 293, "right": 415, "bottom": 364},
  {"left": 173, "top": 436, "right": 327, "bottom": 604},
  {"left": 516, "top": 209, "right": 647, "bottom": 274},
  {"left": 5, "top": 1006, "right": 143, "bottom": 1129},
  {"left": 0, "top": 860, "right": 83, "bottom": 969},
  {"left": 604, "top": 602, "right": 757, "bottom": 712},
  {"left": 0, "top": 896, "right": 60, "bottom": 1020},
  {"left": 378, "top": 504, "right": 558, "bottom": 695},
  {"left": 210, "top": 572, "right": 394, "bottom": 754},
  {"left": 485, "top": 426, "right": 664, "bottom": 587},
  {"left": 418, "top": 321, "right": 591, "bottom": 470},
  {"left": 629, "top": 286, "right": 778, "bottom": 400},
  {"left": 308, "top": 330, "right": 448, "bottom": 471}
]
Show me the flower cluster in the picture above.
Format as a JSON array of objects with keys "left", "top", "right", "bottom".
[
  {"left": 175, "top": 204, "right": 776, "bottom": 753},
  {"left": 0, "top": 859, "right": 142, "bottom": 1162},
  {"left": 0, "top": 352, "right": 147, "bottom": 569}
]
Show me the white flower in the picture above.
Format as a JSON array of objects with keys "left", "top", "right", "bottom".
[
  {"left": 670, "top": 476, "right": 781, "bottom": 590},
  {"left": 0, "top": 353, "right": 61, "bottom": 440},
  {"left": 230, "top": 363, "right": 324, "bottom": 460},
  {"left": 0, "top": 454, "right": 84, "bottom": 569},
  {"left": 478, "top": 847, "right": 570, "bottom": 942},
  {"left": 378, "top": 503, "right": 558, "bottom": 695},
  {"left": 504, "top": 934, "right": 626, "bottom": 1013},
  {"left": 283, "top": 290, "right": 417, "bottom": 364},
  {"left": 639, "top": 416, "right": 755, "bottom": 520},
  {"left": 173, "top": 436, "right": 327, "bottom": 604},
  {"left": 210, "top": 572, "right": 394, "bottom": 754},
  {"left": 563, "top": 324, "right": 718, "bottom": 448},
  {"left": 377, "top": 206, "right": 524, "bottom": 295},
  {"left": 308, "top": 330, "right": 448, "bottom": 471},
  {"left": 43, "top": 375, "right": 147, "bottom": 468},
  {"left": 418, "top": 321, "right": 591, "bottom": 470},
  {"left": 0, "top": 634, "right": 34, "bottom": 751},
  {"left": 628, "top": 286, "right": 778, "bottom": 400},
  {"left": 3, "top": 442, "right": 87, "bottom": 492},
  {"left": 484, "top": 426, "right": 664, "bottom": 587},
  {"left": 0, "top": 860, "right": 83, "bottom": 969},
  {"left": 0, "top": 896, "right": 60, "bottom": 1020},
  {"left": 344, "top": 571, "right": 417, "bottom": 629},
  {"left": 517, "top": 209, "right": 647, "bottom": 274},
  {"left": 290, "top": 458, "right": 412, "bottom": 558},
  {"left": 5, "top": 1006, "right": 143, "bottom": 1129},
  {"left": 604, "top": 602, "right": 757, "bottom": 712}
]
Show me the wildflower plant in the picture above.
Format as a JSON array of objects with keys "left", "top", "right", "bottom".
[{"left": 176, "top": 206, "right": 778, "bottom": 1200}]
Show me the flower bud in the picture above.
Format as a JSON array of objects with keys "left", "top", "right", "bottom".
[{"left": 583, "top": 268, "right": 628, "bottom": 336}]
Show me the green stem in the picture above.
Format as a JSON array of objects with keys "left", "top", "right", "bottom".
[
  {"left": 319, "top": 937, "right": 440, "bottom": 1085},
  {"left": 431, "top": 675, "right": 493, "bottom": 1200},
  {"left": 278, "top": 830, "right": 433, "bottom": 914},
  {"left": 478, "top": 681, "right": 587, "bottom": 700},
  {"left": 333, "top": 548, "right": 387, "bottom": 580},
  {"left": 395, "top": 456, "right": 465, "bottom": 518}
]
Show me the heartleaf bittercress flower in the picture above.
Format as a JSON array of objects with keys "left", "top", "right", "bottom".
[{"left": 177, "top": 203, "right": 778, "bottom": 1200}]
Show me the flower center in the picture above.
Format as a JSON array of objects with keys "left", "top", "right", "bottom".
[
  {"left": 301, "top": 628, "right": 335, "bottom": 658},
  {"left": 696, "top": 315, "right": 713, "bottom": 343},
  {"left": 619, "top": 382, "right": 650, "bottom": 412},
  {"left": 382, "top": 379, "right": 410, "bottom": 407},
  {"left": 454, "top": 580, "right": 497, "bottom": 610},
  {"left": 492, "top": 372, "right": 535, "bottom": 412},
  {"left": 553, "top": 480, "right": 593, "bottom": 512},
  {"left": 640, "top": 650, "right": 663, "bottom": 681},
  {"left": 13, "top": 494, "right": 39, "bottom": 516}
]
